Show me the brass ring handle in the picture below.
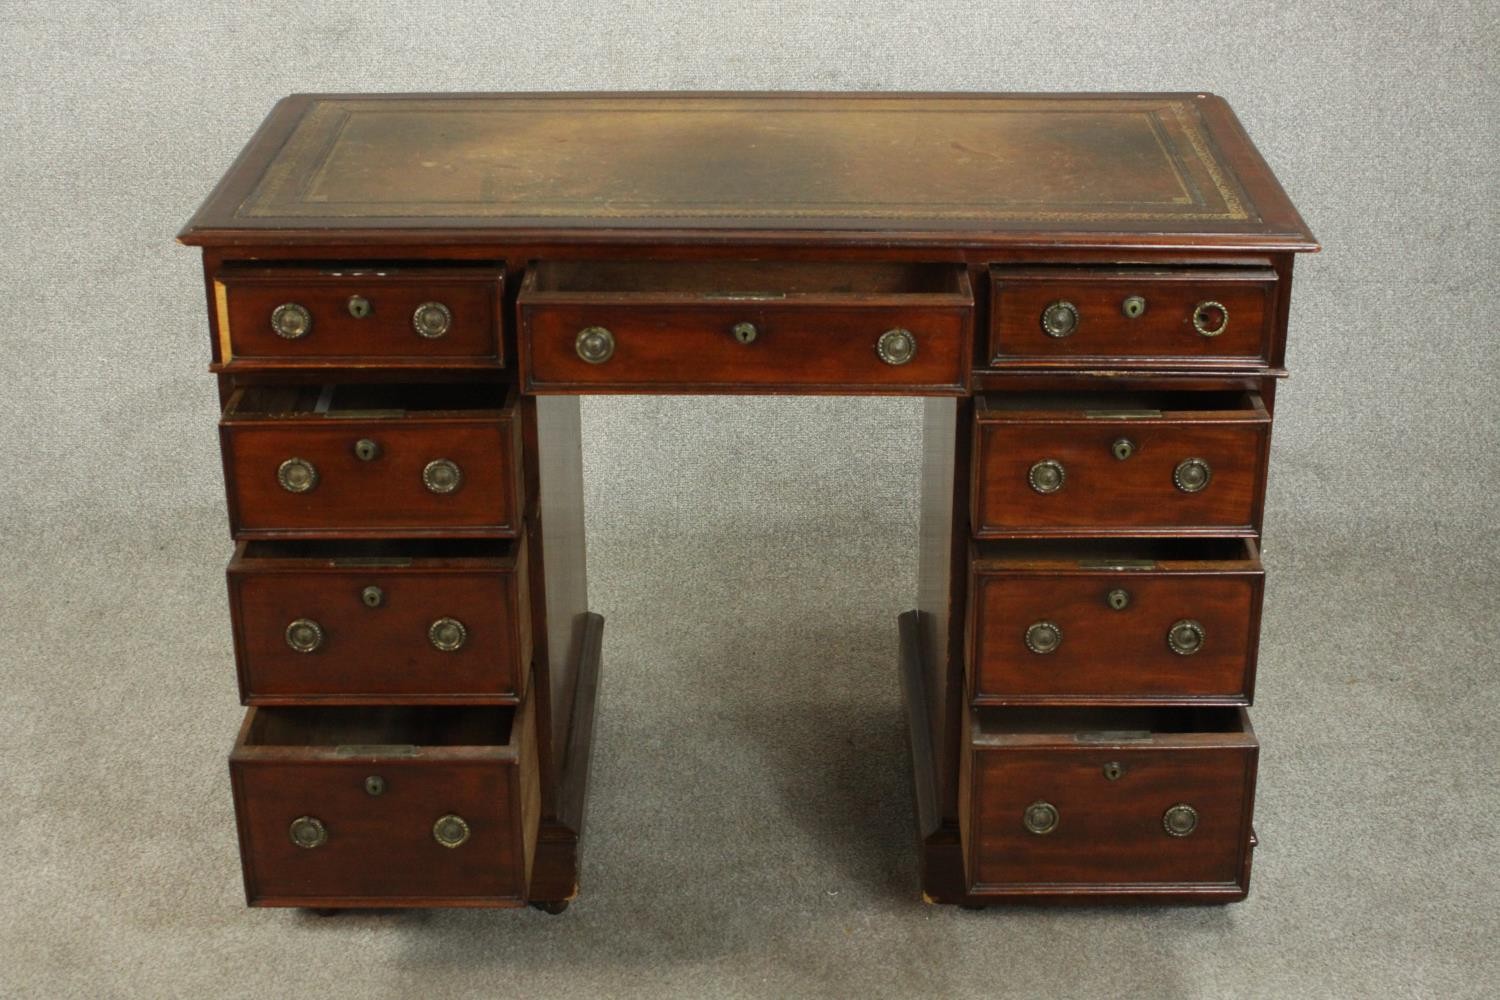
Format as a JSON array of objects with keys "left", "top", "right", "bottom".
[
  {"left": 412, "top": 301, "right": 452, "bottom": 339},
  {"left": 1028, "top": 459, "right": 1066, "bottom": 494},
  {"left": 576, "top": 326, "right": 615, "bottom": 363},
  {"left": 429, "top": 617, "right": 468, "bottom": 652},
  {"left": 270, "top": 302, "right": 312, "bottom": 339},
  {"left": 422, "top": 459, "right": 463, "bottom": 494},
  {"left": 1025, "top": 621, "right": 1062, "bottom": 654},
  {"left": 289, "top": 815, "right": 327, "bottom": 848},
  {"left": 277, "top": 457, "right": 318, "bottom": 493},
  {"left": 732, "top": 321, "right": 758, "bottom": 345},
  {"left": 1023, "top": 800, "right": 1059, "bottom": 835},
  {"left": 433, "top": 814, "right": 471, "bottom": 848},
  {"left": 1167, "top": 619, "right": 1206, "bottom": 656},
  {"left": 1163, "top": 803, "right": 1199, "bottom": 837},
  {"left": 1041, "top": 300, "right": 1079, "bottom": 338},
  {"left": 285, "top": 618, "right": 325, "bottom": 653},
  {"left": 1192, "top": 300, "right": 1229, "bottom": 337},
  {"left": 1173, "top": 457, "right": 1212, "bottom": 493},
  {"left": 877, "top": 328, "right": 917, "bottom": 365}
]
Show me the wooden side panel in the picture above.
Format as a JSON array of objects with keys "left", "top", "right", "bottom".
[
  {"left": 914, "top": 397, "right": 972, "bottom": 818},
  {"left": 529, "top": 613, "right": 604, "bottom": 904},
  {"left": 900, "top": 610, "right": 983, "bottom": 905},
  {"left": 528, "top": 395, "right": 591, "bottom": 789},
  {"left": 515, "top": 675, "right": 541, "bottom": 890}
]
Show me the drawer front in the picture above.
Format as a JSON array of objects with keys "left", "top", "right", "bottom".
[
  {"left": 988, "top": 268, "right": 1276, "bottom": 368},
  {"left": 972, "top": 396, "right": 1269, "bottom": 537},
  {"left": 518, "top": 260, "right": 973, "bottom": 394},
  {"left": 221, "top": 414, "right": 522, "bottom": 538},
  {"left": 969, "top": 548, "right": 1262, "bottom": 705},
  {"left": 229, "top": 546, "right": 531, "bottom": 704},
  {"left": 215, "top": 266, "right": 505, "bottom": 368},
  {"left": 523, "top": 302, "right": 970, "bottom": 393},
  {"left": 963, "top": 711, "right": 1256, "bottom": 894},
  {"left": 230, "top": 703, "right": 538, "bottom": 906}
]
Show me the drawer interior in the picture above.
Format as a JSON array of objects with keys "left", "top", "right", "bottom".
[
  {"left": 525, "top": 259, "right": 969, "bottom": 297},
  {"left": 974, "top": 537, "right": 1258, "bottom": 566},
  {"left": 974, "top": 705, "right": 1249, "bottom": 740},
  {"left": 978, "top": 390, "right": 1260, "bottom": 415},
  {"left": 238, "top": 538, "right": 514, "bottom": 562},
  {"left": 226, "top": 382, "right": 510, "bottom": 417},
  {"left": 244, "top": 705, "right": 515, "bottom": 748}
]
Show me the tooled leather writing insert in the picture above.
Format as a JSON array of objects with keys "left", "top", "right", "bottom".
[{"left": 238, "top": 95, "right": 1255, "bottom": 225}]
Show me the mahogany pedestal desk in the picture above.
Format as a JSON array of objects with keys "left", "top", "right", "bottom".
[{"left": 179, "top": 93, "right": 1316, "bottom": 911}]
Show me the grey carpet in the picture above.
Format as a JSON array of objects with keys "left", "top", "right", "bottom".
[{"left": 1, "top": 3, "right": 1497, "bottom": 998}]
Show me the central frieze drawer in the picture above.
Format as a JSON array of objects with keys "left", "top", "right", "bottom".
[
  {"left": 519, "top": 260, "right": 972, "bottom": 393},
  {"left": 968, "top": 539, "right": 1264, "bottom": 706},
  {"left": 230, "top": 700, "right": 539, "bottom": 907},
  {"left": 961, "top": 706, "right": 1257, "bottom": 900},
  {"left": 228, "top": 539, "right": 531, "bottom": 705},
  {"left": 220, "top": 383, "right": 523, "bottom": 539},
  {"left": 971, "top": 391, "right": 1270, "bottom": 538}
]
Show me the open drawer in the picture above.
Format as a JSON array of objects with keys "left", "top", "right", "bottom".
[
  {"left": 518, "top": 260, "right": 972, "bottom": 393},
  {"left": 230, "top": 699, "right": 540, "bottom": 907},
  {"left": 219, "top": 383, "right": 523, "bottom": 539},
  {"left": 212, "top": 264, "right": 506, "bottom": 371},
  {"left": 971, "top": 391, "right": 1270, "bottom": 537},
  {"left": 967, "top": 538, "right": 1264, "bottom": 706},
  {"left": 987, "top": 266, "right": 1278, "bottom": 370},
  {"left": 227, "top": 539, "right": 531, "bottom": 705},
  {"left": 961, "top": 706, "right": 1258, "bottom": 901}
]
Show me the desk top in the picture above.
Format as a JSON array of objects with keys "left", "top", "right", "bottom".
[{"left": 180, "top": 93, "right": 1316, "bottom": 252}]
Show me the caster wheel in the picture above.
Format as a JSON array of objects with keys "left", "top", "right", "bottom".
[{"left": 530, "top": 900, "right": 570, "bottom": 915}]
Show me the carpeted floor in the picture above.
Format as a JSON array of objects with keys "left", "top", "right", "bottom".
[{"left": 2, "top": 3, "right": 1498, "bottom": 999}]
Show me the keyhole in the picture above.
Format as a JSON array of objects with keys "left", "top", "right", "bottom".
[
  {"left": 1103, "top": 762, "right": 1124, "bottom": 781},
  {"left": 732, "top": 321, "right": 758, "bottom": 345}
]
